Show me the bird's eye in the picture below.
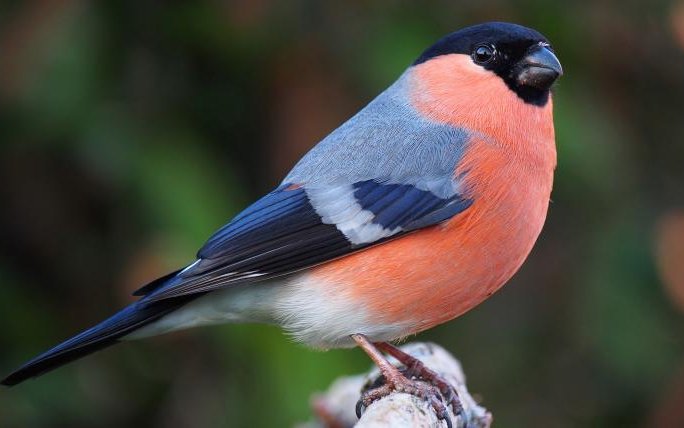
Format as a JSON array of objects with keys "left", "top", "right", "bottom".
[{"left": 473, "top": 44, "right": 496, "bottom": 64}]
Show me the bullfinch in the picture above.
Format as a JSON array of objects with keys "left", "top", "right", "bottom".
[{"left": 2, "top": 21, "right": 562, "bottom": 426}]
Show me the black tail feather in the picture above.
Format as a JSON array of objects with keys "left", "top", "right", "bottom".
[{"left": 1, "top": 297, "right": 192, "bottom": 386}]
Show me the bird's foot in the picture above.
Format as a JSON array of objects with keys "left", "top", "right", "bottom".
[
  {"left": 378, "top": 341, "right": 464, "bottom": 418},
  {"left": 351, "top": 335, "right": 462, "bottom": 428}
]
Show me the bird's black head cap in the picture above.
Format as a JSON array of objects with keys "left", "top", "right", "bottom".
[{"left": 414, "top": 22, "right": 562, "bottom": 106}]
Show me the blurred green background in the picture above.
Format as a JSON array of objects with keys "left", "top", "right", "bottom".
[{"left": 1, "top": 1, "right": 684, "bottom": 427}]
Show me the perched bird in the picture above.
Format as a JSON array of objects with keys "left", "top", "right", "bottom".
[{"left": 2, "top": 21, "right": 561, "bottom": 425}]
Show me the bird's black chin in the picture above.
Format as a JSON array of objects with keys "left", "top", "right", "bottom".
[{"left": 511, "top": 85, "right": 551, "bottom": 107}]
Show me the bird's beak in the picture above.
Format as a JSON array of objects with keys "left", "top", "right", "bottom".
[{"left": 514, "top": 44, "right": 563, "bottom": 90}]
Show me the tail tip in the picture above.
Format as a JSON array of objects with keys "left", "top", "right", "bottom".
[{"left": 1, "top": 371, "right": 26, "bottom": 387}]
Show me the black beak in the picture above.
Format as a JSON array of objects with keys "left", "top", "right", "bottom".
[{"left": 515, "top": 44, "right": 563, "bottom": 90}]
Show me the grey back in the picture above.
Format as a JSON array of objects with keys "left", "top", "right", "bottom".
[{"left": 283, "top": 71, "right": 471, "bottom": 199}]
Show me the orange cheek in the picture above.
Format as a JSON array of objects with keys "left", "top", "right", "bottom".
[{"left": 409, "top": 53, "right": 556, "bottom": 171}]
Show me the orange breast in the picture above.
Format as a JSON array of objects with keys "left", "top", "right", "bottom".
[{"left": 308, "top": 54, "right": 557, "bottom": 333}]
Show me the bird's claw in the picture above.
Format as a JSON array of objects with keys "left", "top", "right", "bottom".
[
  {"left": 355, "top": 399, "right": 364, "bottom": 418},
  {"left": 404, "top": 356, "right": 463, "bottom": 416}
]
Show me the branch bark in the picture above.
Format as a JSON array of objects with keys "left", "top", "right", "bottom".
[{"left": 302, "top": 342, "right": 492, "bottom": 428}]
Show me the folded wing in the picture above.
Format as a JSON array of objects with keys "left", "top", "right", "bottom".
[{"left": 139, "top": 179, "right": 471, "bottom": 301}]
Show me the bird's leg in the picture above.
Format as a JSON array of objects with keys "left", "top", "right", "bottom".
[
  {"left": 375, "top": 341, "right": 463, "bottom": 417},
  {"left": 351, "top": 334, "right": 454, "bottom": 428}
]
